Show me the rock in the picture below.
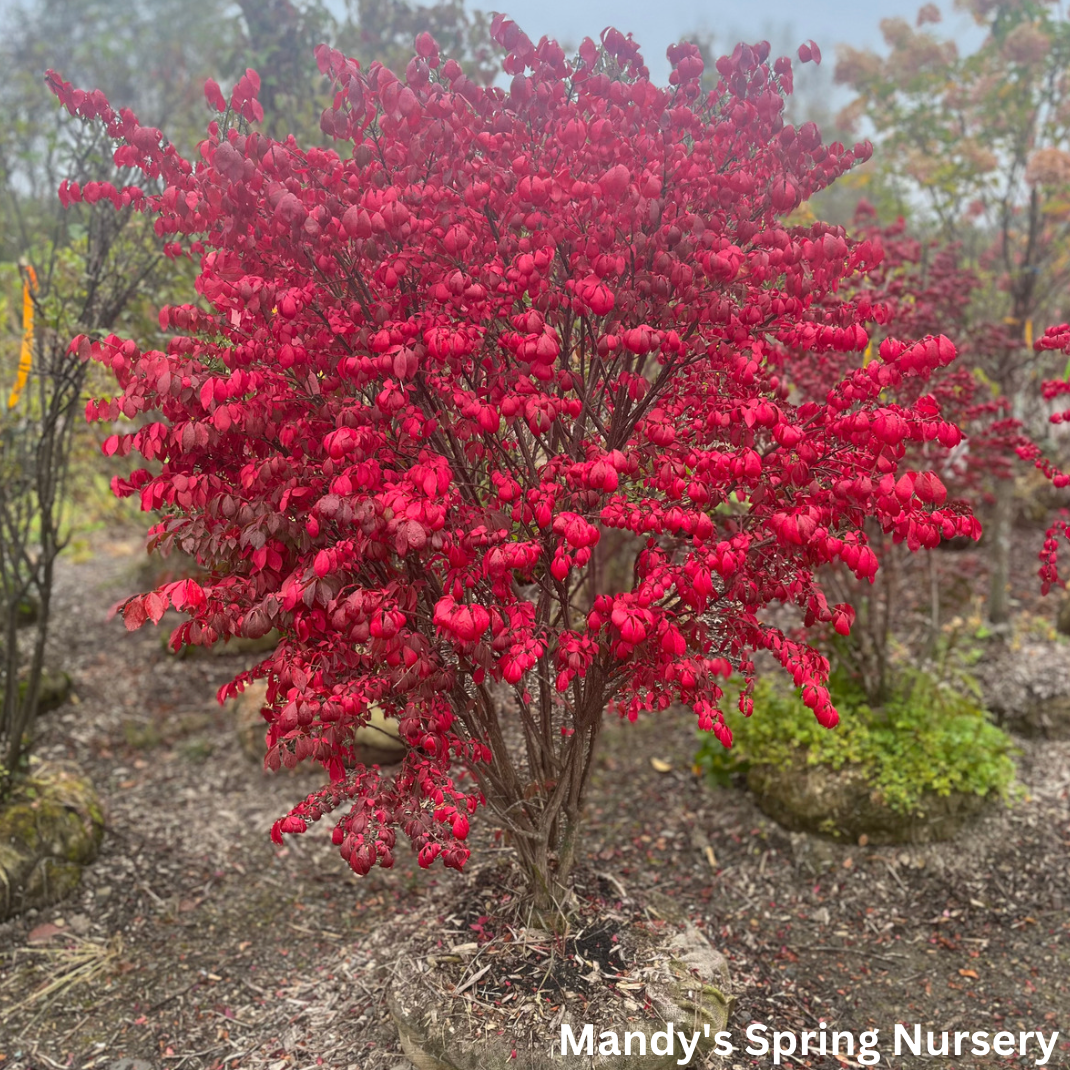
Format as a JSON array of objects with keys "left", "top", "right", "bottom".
[
  {"left": 974, "top": 640, "right": 1070, "bottom": 738},
  {"left": 1013, "top": 694, "right": 1070, "bottom": 739},
  {"left": 351, "top": 707, "right": 407, "bottom": 766},
  {"left": 389, "top": 914, "right": 730, "bottom": 1070},
  {"left": 1057, "top": 594, "right": 1070, "bottom": 637},
  {"left": 747, "top": 758, "right": 991, "bottom": 844},
  {"left": 120, "top": 718, "right": 163, "bottom": 750},
  {"left": 232, "top": 680, "right": 406, "bottom": 768},
  {"left": 27, "top": 921, "right": 65, "bottom": 943},
  {"left": 28, "top": 668, "right": 73, "bottom": 715},
  {"left": 6, "top": 668, "right": 74, "bottom": 717},
  {"left": 14, "top": 595, "right": 39, "bottom": 627},
  {"left": 213, "top": 629, "right": 281, "bottom": 657},
  {"left": 0, "top": 760, "right": 105, "bottom": 920},
  {"left": 135, "top": 546, "right": 201, "bottom": 590},
  {"left": 1014, "top": 468, "right": 1066, "bottom": 530},
  {"left": 645, "top": 923, "right": 732, "bottom": 1051}
]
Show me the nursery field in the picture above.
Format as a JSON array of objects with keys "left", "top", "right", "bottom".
[
  {"left": 6, "top": 3, "right": 1070, "bottom": 1069},
  {"left": 0, "top": 526, "right": 1067, "bottom": 1070}
]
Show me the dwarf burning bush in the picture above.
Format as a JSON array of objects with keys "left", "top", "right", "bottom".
[{"left": 49, "top": 20, "right": 981, "bottom": 911}]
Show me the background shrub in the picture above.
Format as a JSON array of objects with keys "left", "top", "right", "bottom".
[{"left": 696, "top": 669, "right": 1018, "bottom": 816}]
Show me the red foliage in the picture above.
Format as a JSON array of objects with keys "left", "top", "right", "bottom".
[
  {"left": 780, "top": 206, "right": 1023, "bottom": 504},
  {"left": 49, "top": 23, "right": 980, "bottom": 884},
  {"left": 1024, "top": 325, "right": 1070, "bottom": 592}
]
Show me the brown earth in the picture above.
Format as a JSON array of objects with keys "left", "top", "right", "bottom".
[{"left": 0, "top": 526, "right": 1067, "bottom": 1070}]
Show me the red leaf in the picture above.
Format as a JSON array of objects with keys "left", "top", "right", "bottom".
[
  {"left": 145, "top": 591, "right": 168, "bottom": 624},
  {"left": 123, "top": 599, "right": 148, "bottom": 631}
]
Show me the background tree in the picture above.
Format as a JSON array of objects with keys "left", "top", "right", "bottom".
[
  {"left": 0, "top": 0, "right": 236, "bottom": 176},
  {"left": 835, "top": 0, "right": 1070, "bottom": 623},
  {"left": 338, "top": 0, "right": 498, "bottom": 86},
  {"left": 779, "top": 204, "right": 1016, "bottom": 702},
  {"left": 0, "top": 0, "right": 225, "bottom": 793},
  {"left": 0, "top": 172, "right": 166, "bottom": 793}
]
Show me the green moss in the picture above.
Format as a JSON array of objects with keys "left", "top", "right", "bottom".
[
  {"left": 0, "top": 762, "right": 104, "bottom": 918},
  {"left": 29, "top": 858, "right": 83, "bottom": 902},
  {"left": 695, "top": 668, "right": 1018, "bottom": 817},
  {"left": 15, "top": 596, "right": 39, "bottom": 626},
  {"left": 1, "top": 803, "right": 41, "bottom": 851},
  {"left": 179, "top": 738, "right": 214, "bottom": 762},
  {"left": 121, "top": 719, "right": 163, "bottom": 749},
  {"left": 9, "top": 668, "right": 73, "bottom": 716}
]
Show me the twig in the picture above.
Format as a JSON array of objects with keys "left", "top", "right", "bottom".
[
  {"left": 7, "top": 935, "right": 123, "bottom": 1012},
  {"left": 59, "top": 1012, "right": 93, "bottom": 1043},
  {"left": 885, "top": 862, "right": 908, "bottom": 892},
  {"left": 239, "top": 976, "right": 269, "bottom": 997},
  {"left": 163, "top": 1047, "right": 224, "bottom": 1068},
  {"left": 220, "top": 1043, "right": 260, "bottom": 1067},
  {"left": 207, "top": 1008, "right": 257, "bottom": 1029},
  {"left": 146, "top": 977, "right": 201, "bottom": 1013},
  {"left": 25, "top": 1048, "right": 66, "bottom": 1070},
  {"left": 453, "top": 962, "right": 491, "bottom": 996}
]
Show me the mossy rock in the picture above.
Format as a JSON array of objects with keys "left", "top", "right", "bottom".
[
  {"left": 0, "top": 761, "right": 105, "bottom": 920},
  {"left": 14, "top": 595, "right": 39, "bottom": 627},
  {"left": 1014, "top": 468, "right": 1067, "bottom": 530},
  {"left": 17, "top": 668, "right": 74, "bottom": 716},
  {"left": 231, "top": 680, "right": 406, "bottom": 770},
  {"left": 746, "top": 756, "right": 993, "bottom": 844},
  {"left": 121, "top": 718, "right": 164, "bottom": 750},
  {"left": 6, "top": 668, "right": 74, "bottom": 717},
  {"left": 232, "top": 681, "right": 269, "bottom": 764},
  {"left": 37, "top": 669, "right": 73, "bottom": 713}
]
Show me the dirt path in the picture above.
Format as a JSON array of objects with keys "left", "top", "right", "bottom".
[{"left": 0, "top": 529, "right": 1067, "bottom": 1069}]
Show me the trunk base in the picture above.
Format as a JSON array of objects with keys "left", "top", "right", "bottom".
[{"left": 387, "top": 862, "right": 731, "bottom": 1069}]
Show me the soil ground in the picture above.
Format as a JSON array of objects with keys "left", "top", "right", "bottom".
[{"left": 0, "top": 526, "right": 1067, "bottom": 1070}]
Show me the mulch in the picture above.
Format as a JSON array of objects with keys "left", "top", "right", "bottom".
[{"left": 0, "top": 524, "right": 1067, "bottom": 1070}]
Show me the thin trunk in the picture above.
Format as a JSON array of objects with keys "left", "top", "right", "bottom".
[
  {"left": 925, "top": 549, "right": 940, "bottom": 661},
  {"left": 874, "top": 537, "right": 895, "bottom": 705},
  {"left": 508, "top": 684, "right": 605, "bottom": 925},
  {"left": 1, "top": 614, "right": 21, "bottom": 783},
  {"left": 988, "top": 475, "right": 1015, "bottom": 625}
]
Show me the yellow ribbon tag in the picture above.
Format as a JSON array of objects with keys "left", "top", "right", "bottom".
[{"left": 7, "top": 265, "right": 37, "bottom": 409}]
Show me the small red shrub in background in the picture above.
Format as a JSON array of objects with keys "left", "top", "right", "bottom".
[
  {"left": 1026, "top": 325, "right": 1070, "bottom": 593},
  {"left": 49, "top": 20, "right": 981, "bottom": 908}
]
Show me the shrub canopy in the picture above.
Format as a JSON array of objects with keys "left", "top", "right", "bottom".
[{"left": 49, "top": 21, "right": 981, "bottom": 899}]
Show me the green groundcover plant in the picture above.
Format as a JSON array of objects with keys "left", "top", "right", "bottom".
[{"left": 696, "top": 668, "right": 1017, "bottom": 815}]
